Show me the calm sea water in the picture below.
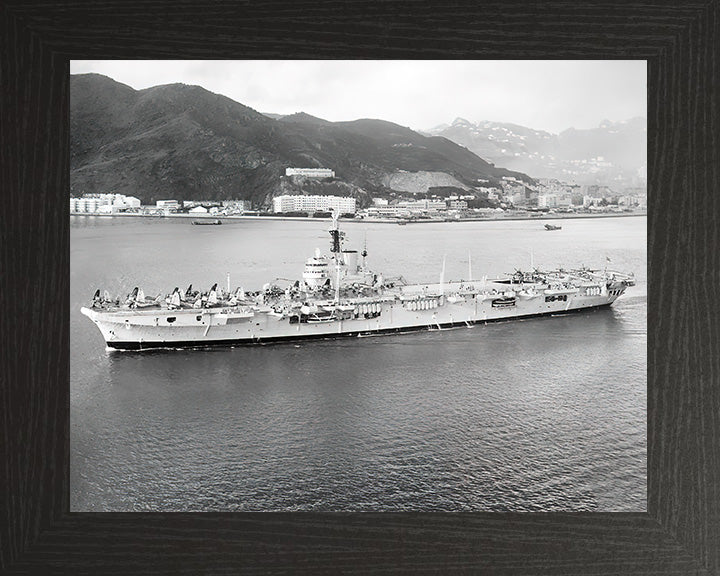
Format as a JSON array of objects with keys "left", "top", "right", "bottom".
[{"left": 70, "top": 215, "right": 646, "bottom": 511}]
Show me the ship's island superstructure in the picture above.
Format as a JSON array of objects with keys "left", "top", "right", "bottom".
[{"left": 81, "top": 215, "right": 635, "bottom": 350}]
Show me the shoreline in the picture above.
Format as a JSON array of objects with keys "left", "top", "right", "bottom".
[{"left": 70, "top": 211, "right": 647, "bottom": 224}]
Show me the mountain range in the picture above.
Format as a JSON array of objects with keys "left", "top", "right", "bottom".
[
  {"left": 425, "top": 118, "right": 647, "bottom": 187},
  {"left": 70, "top": 74, "right": 533, "bottom": 208}
]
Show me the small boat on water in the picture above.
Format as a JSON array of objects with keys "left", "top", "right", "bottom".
[
  {"left": 545, "top": 224, "right": 562, "bottom": 231},
  {"left": 192, "top": 219, "right": 222, "bottom": 225}
]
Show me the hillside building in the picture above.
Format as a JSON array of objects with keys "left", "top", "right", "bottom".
[
  {"left": 509, "top": 191, "right": 527, "bottom": 206},
  {"left": 285, "top": 168, "right": 335, "bottom": 178}
]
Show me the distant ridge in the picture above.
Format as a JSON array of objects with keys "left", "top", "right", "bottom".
[
  {"left": 427, "top": 117, "right": 647, "bottom": 187},
  {"left": 71, "top": 74, "right": 533, "bottom": 208}
]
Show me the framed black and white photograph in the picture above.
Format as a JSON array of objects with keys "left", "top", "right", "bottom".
[
  {"left": 69, "top": 60, "right": 647, "bottom": 514},
  {"left": 2, "top": 2, "right": 719, "bottom": 574}
]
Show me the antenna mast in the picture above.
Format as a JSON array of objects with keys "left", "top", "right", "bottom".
[
  {"left": 329, "top": 210, "right": 343, "bottom": 304},
  {"left": 361, "top": 233, "right": 368, "bottom": 271},
  {"left": 440, "top": 255, "right": 446, "bottom": 294},
  {"left": 329, "top": 211, "right": 342, "bottom": 255}
]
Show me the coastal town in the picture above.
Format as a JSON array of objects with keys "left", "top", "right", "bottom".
[{"left": 70, "top": 168, "right": 647, "bottom": 223}]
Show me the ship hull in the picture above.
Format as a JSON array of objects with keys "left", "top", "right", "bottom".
[
  {"left": 81, "top": 288, "right": 621, "bottom": 351},
  {"left": 100, "top": 304, "right": 613, "bottom": 350}
]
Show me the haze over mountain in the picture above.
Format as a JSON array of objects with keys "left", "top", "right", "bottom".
[
  {"left": 426, "top": 118, "right": 647, "bottom": 188},
  {"left": 70, "top": 74, "right": 533, "bottom": 208}
]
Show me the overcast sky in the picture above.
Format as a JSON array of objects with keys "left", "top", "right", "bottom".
[{"left": 70, "top": 60, "right": 646, "bottom": 134}]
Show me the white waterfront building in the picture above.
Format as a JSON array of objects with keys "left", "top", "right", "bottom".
[
  {"left": 156, "top": 200, "right": 180, "bottom": 211},
  {"left": 360, "top": 199, "right": 448, "bottom": 218},
  {"left": 70, "top": 193, "right": 141, "bottom": 213},
  {"left": 538, "top": 194, "right": 558, "bottom": 208},
  {"left": 273, "top": 195, "right": 356, "bottom": 214},
  {"left": 397, "top": 199, "right": 446, "bottom": 212}
]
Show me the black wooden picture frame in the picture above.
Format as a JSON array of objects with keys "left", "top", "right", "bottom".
[{"left": 1, "top": 1, "right": 718, "bottom": 574}]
